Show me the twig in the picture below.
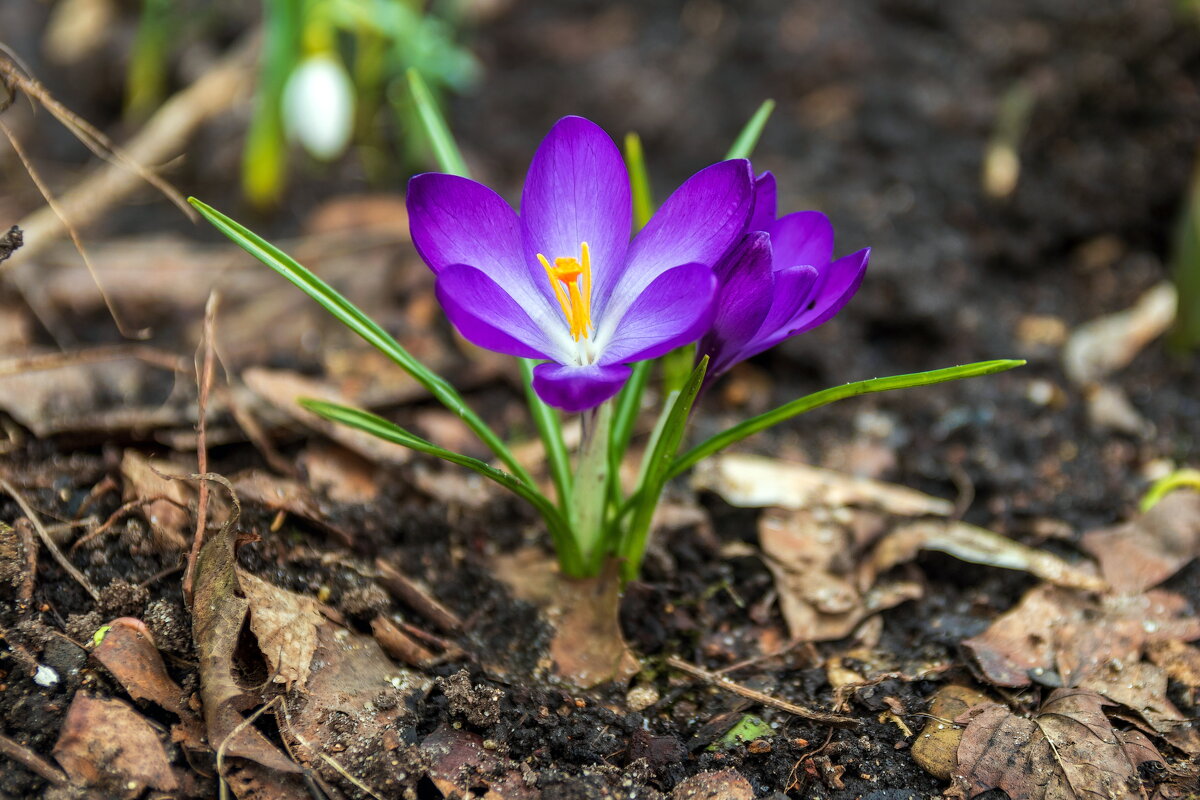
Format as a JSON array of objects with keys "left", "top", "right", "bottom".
[
  {"left": 15, "top": 519, "right": 36, "bottom": 603},
  {"left": 0, "top": 732, "right": 68, "bottom": 786},
  {"left": 0, "top": 476, "right": 98, "bottom": 601},
  {"left": 665, "top": 655, "right": 858, "bottom": 727},
  {"left": 7, "top": 34, "right": 257, "bottom": 263},
  {"left": 1, "top": 118, "right": 147, "bottom": 340},
  {"left": 279, "top": 699, "right": 386, "bottom": 800},
  {"left": 374, "top": 558, "right": 462, "bottom": 633},
  {"left": 0, "top": 54, "right": 192, "bottom": 219},
  {"left": 184, "top": 291, "right": 219, "bottom": 603},
  {"left": 0, "top": 344, "right": 188, "bottom": 377}
]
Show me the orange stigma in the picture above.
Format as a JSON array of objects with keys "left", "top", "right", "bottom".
[{"left": 537, "top": 242, "right": 593, "bottom": 341}]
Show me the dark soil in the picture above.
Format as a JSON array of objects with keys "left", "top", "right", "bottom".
[{"left": 3, "top": 0, "right": 1200, "bottom": 798}]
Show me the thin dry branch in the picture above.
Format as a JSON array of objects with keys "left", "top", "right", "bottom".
[
  {"left": 185, "top": 292, "right": 220, "bottom": 603},
  {"left": 0, "top": 476, "right": 98, "bottom": 601},
  {"left": 665, "top": 655, "right": 858, "bottom": 727},
  {"left": 0, "top": 732, "right": 68, "bottom": 786},
  {"left": 5, "top": 34, "right": 256, "bottom": 262}
]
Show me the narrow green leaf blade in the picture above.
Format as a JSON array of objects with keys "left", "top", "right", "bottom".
[
  {"left": 519, "top": 358, "right": 572, "bottom": 508},
  {"left": 669, "top": 359, "right": 1025, "bottom": 479},
  {"left": 302, "top": 399, "right": 583, "bottom": 575},
  {"left": 619, "top": 356, "right": 709, "bottom": 581},
  {"left": 724, "top": 99, "right": 776, "bottom": 160},
  {"left": 407, "top": 68, "right": 469, "bottom": 178},
  {"left": 623, "top": 132, "right": 654, "bottom": 231},
  {"left": 188, "top": 197, "right": 533, "bottom": 488}
]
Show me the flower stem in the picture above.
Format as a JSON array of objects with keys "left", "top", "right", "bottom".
[{"left": 572, "top": 401, "right": 613, "bottom": 574}]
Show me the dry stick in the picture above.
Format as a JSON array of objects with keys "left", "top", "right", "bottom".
[
  {"left": 184, "top": 292, "right": 219, "bottom": 604},
  {"left": 0, "top": 55, "right": 192, "bottom": 218},
  {"left": 0, "top": 732, "right": 68, "bottom": 786},
  {"left": 0, "top": 119, "right": 146, "bottom": 340},
  {"left": 7, "top": 35, "right": 256, "bottom": 263},
  {"left": 15, "top": 518, "right": 36, "bottom": 603},
  {"left": 0, "top": 344, "right": 188, "bottom": 377},
  {"left": 0, "top": 476, "right": 98, "bottom": 601},
  {"left": 665, "top": 656, "right": 858, "bottom": 728}
]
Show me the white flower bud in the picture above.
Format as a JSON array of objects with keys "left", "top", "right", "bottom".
[{"left": 282, "top": 53, "right": 356, "bottom": 161}]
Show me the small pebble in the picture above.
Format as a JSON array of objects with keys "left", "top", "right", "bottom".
[
  {"left": 626, "top": 685, "right": 660, "bottom": 712},
  {"left": 34, "top": 665, "right": 59, "bottom": 687}
]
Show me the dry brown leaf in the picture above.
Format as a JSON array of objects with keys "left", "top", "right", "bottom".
[
  {"left": 493, "top": 548, "right": 639, "bottom": 688},
  {"left": 191, "top": 509, "right": 304, "bottom": 776},
  {"left": 1146, "top": 639, "right": 1200, "bottom": 701},
  {"left": 1077, "top": 659, "right": 1200, "bottom": 753},
  {"left": 911, "top": 685, "right": 991, "bottom": 780},
  {"left": 280, "top": 621, "right": 432, "bottom": 783},
  {"left": 1081, "top": 491, "right": 1200, "bottom": 595},
  {"left": 670, "top": 768, "right": 755, "bottom": 800},
  {"left": 1062, "top": 281, "right": 1177, "bottom": 384},
  {"left": 299, "top": 442, "right": 380, "bottom": 504},
  {"left": 242, "top": 367, "right": 414, "bottom": 466},
  {"left": 953, "top": 689, "right": 1164, "bottom": 800},
  {"left": 237, "top": 570, "right": 325, "bottom": 689},
  {"left": 421, "top": 725, "right": 538, "bottom": 799},
  {"left": 119, "top": 450, "right": 192, "bottom": 551},
  {"left": 963, "top": 584, "right": 1200, "bottom": 688},
  {"left": 693, "top": 453, "right": 953, "bottom": 516},
  {"left": 760, "top": 508, "right": 922, "bottom": 642},
  {"left": 232, "top": 469, "right": 354, "bottom": 545},
  {"left": 869, "top": 520, "right": 1105, "bottom": 592},
  {"left": 91, "top": 617, "right": 204, "bottom": 749},
  {"left": 53, "top": 694, "right": 181, "bottom": 796},
  {"left": 0, "top": 352, "right": 187, "bottom": 438}
]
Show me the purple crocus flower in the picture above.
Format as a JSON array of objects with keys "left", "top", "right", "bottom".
[
  {"left": 700, "top": 172, "right": 870, "bottom": 378},
  {"left": 406, "top": 116, "right": 754, "bottom": 412}
]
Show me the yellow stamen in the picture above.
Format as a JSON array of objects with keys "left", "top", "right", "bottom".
[{"left": 537, "top": 241, "right": 593, "bottom": 341}]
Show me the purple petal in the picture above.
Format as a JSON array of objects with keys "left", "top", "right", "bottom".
[
  {"left": 600, "top": 159, "right": 754, "bottom": 327},
  {"left": 435, "top": 265, "right": 560, "bottom": 360},
  {"left": 521, "top": 116, "right": 631, "bottom": 312},
  {"left": 748, "top": 171, "right": 777, "bottom": 232},
  {"left": 701, "top": 233, "right": 775, "bottom": 374},
  {"left": 767, "top": 210, "right": 835, "bottom": 269},
  {"left": 787, "top": 247, "right": 869, "bottom": 334},
  {"left": 598, "top": 263, "right": 717, "bottom": 364},
  {"left": 532, "top": 362, "right": 632, "bottom": 413},
  {"left": 408, "top": 173, "right": 556, "bottom": 326},
  {"left": 735, "top": 265, "right": 821, "bottom": 362}
]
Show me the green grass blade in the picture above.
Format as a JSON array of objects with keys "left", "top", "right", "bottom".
[
  {"left": 188, "top": 197, "right": 533, "bottom": 488},
  {"left": 724, "top": 99, "right": 776, "bottom": 160},
  {"left": 624, "top": 132, "right": 654, "bottom": 231},
  {"left": 519, "top": 358, "right": 572, "bottom": 507},
  {"left": 407, "top": 68, "right": 469, "bottom": 177},
  {"left": 619, "top": 356, "right": 709, "bottom": 581},
  {"left": 302, "top": 399, "right": 583, "bottom": 575},
  {"left": 669, "top": 359, "right": 1025, "bottom": 479}
]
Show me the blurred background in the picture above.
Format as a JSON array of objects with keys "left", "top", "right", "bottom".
[{"left": 1, "top": 0, "right": 1198, "bottom": 530}]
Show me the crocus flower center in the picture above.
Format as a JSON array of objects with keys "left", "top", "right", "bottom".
[{"left": 537, "top": 242, "right": 593, "bottom": 342}]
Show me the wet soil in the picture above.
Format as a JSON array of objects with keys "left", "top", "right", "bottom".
[{"left": 3, "top": 0, "right": 1200, "bottom": 798}]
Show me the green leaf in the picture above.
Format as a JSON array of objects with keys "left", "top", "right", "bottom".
[
  {"left": 623, "top": 132, "right": 654, "bottom": 231},
  {"left": 519, "top": 358, "right": 572, "bottom": 508},
  {"left": 669, "top": 359, "right": 1025, "bottom": 480},
  {"left": 407, "top": 67, "right": 469, "bottom": 177},
  {"left": 724, "top": 99, "right": 775, "bottom": 160},
  {"left": 302, "top": 399, "right": 583, "bottom": 576},
  {"left": 1140, "top": 468, "right": 1200, "bottom": 512},
  {"left": 187, "top": 197, "right": 534, "bottom": 489},
  {"left": 618, "top": 356, "right": 709, "bottom": 581}
]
